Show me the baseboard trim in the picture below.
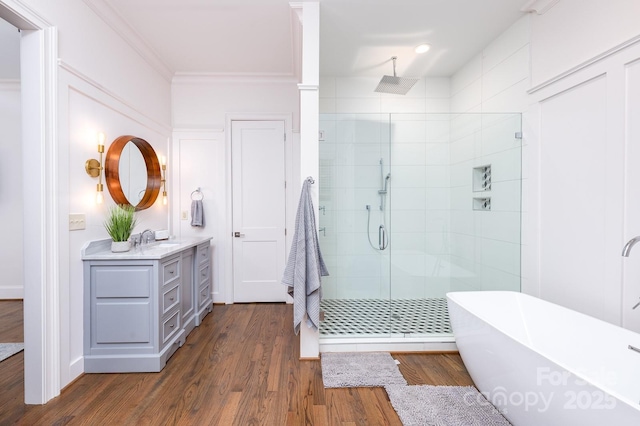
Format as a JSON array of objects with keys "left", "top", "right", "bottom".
[{"left": 0, "top": 287, "right": 24, "bottom": 299}]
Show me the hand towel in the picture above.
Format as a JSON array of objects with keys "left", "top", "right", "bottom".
[
  {"left": 191, "top": 199, "right": 205, "bottom": 227},
  {"left": 282, "top": 179, "right": 329, "bottom": 334}
]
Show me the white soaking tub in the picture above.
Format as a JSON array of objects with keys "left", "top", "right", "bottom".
[{"left": 447, "top": 291, "right": 640, "bottom": 426}]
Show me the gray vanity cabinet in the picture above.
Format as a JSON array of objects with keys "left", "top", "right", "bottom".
[
  {"left": 195, "top": 242, "right": 213, "bottom": 325},
  {"left": 181, "top": 249, "right": 196, "bottom": 336},
  {"left": 82, "top": 238, "right": 213, "bottom": 373}
]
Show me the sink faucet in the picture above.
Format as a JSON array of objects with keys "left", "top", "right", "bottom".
[
  {"left": 622, "top": 236, "right": 640, "bottom": 257},
  {"left": 139, "top": 229, "right": 155, "bottom": 246}
]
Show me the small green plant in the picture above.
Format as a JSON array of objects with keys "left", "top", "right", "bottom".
[{"left": 104, "top": 204, "right": 137, "bottom": 242}]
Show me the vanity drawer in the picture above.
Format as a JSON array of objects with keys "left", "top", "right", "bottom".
[
  {"left": 162, "top": 257, "right": 181, "bottom": 285},
  {"left": 197, "top": 243, "right": 210, "bottom": 265},
  {"left": 198, "top": 264, "right": 210, "bottom": 286},
  {"left": 162, "top": 310, "right": 181, "bottom": 343},
  {"left": 198, "top": 284, "right": 210, "bottom": 308},
  {"left": 162, "top": 284, "right": 180, "bottom": 314}
]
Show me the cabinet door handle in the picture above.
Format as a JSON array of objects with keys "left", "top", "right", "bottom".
[
  {"left": 169, "top": 297, "right": 174, "bottom": 301},
  {"left": 170, "top": 323, "right": 175, "bottom": 328},
  {"left": 169, "top": 270, "right": 175, "bottom": 275},
  {"left": 633, "top": 300, "right": 640, "bottom": 310}
]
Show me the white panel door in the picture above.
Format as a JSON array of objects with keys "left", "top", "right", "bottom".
[{"left": 232, "top": 120, "right": 287, "bottom": 302}]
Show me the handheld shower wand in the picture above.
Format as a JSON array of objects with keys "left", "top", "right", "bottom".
[{"left": 367, "top": 160, "right": 391, "bottom": 250}]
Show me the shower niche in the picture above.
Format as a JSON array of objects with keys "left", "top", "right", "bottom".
[
  {"left": 473, "top": 164, "right": 492, "bottom": 192},
  {"left": 472, "top": 165, "right": 492, "bottom": 211}
]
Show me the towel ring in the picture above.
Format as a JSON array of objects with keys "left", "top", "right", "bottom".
[
  {"left": 306, "top": 176, "right": 315, "bottom": 184},
  {"left": 191, "top": 188, "right": 204, "bottom": 201}
]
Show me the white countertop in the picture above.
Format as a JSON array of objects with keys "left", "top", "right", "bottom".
[{"left": 81, "top": 236, "right": 212, "bottom": 260}]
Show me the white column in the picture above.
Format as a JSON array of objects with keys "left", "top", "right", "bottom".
[{"left": 294, "top": 1, "right": 320, "bottom": 359}]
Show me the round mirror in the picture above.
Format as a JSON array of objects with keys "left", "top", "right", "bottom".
[{"left": 104, "top": 135, "right": 161, "bottom": 211}]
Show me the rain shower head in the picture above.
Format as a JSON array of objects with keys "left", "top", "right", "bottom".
[{"left": 374, "top": 56, "right": 419, "bottom": 95}]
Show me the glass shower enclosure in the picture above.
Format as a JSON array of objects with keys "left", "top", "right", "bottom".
[{"left": 318, "top": 113, "right": 522, "bottom": 342}]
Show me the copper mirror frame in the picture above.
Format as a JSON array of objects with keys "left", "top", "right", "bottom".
[{"left": 104, "top": 135, "right": 161, "bottom": 211}]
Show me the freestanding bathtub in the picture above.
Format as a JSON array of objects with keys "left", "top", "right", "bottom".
[{"left": 447, "top": 291, "right": 640, "bottom": 426}]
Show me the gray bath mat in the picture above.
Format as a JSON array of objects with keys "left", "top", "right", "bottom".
[
  {"left": 385, "top": 385, "right": 511, "bottom": 426},
  {"left": 0, "top": 343, "right": 24, "bottom": 362},
  {"left": 321, "top": 352, "right": 407, "bottom": 388}
]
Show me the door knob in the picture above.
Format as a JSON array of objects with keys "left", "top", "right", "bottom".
[{"left": 234, "top": 232, "right": 245, "bottom": 238}]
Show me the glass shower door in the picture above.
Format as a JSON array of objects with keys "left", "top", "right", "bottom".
[{"left": 318, "top": 113, "right": 392, "bottom": 338}]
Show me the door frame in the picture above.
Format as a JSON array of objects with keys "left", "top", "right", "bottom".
[
  {"left": 0, "top": 1, "right": 60, "bottom": 404},
  {"left": 224, "top": 113, "right": 295, "bottom": 304}
]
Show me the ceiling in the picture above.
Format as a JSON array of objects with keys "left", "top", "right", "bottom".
[{"left": 96, "top": 0, "right": 530, "bottom": 79}]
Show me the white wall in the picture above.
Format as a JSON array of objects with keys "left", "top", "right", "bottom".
[
  {"left": 15, "top": 0, "right": 172, "bottom": 391},
  {"left": 526, "top": 0, "right": 640, "bottom": 330},
  {"left": 530, "top": 0, "right": 640, "bottom": 88},
  {"left": 0, "top": 16, "right": 19, "bottom": 79},
  {"left": 0, "top": 17, "right": 22, "bottom": 299},
  {"left": 172, "top": 77, "right": 299, "bottom": 130},
  {"left": 22, "top": 0, "right": 171, "bottom": 125},
  {"left": 0, "top": 80, "right": 22, "bottom": 299},
  {"left": 171, "top": 77, "right": 300, "bottom": 304},
  {"left": 171, "top": 131, "right": 226, "bottom": 302}
]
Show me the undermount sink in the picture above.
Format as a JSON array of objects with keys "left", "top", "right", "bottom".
[
  {"left": 155, "top": 243, "right": 180, "bottom": 248},
  {"left": 140, "top": 242, "right": 181, "bottom": 251}
]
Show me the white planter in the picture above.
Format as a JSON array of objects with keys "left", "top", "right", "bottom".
[{"left": 111, "top": 240, "right": 131, "bottom": 253}]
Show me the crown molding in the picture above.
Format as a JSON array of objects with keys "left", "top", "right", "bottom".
[
  {"left": 521, "top": 0, "right": 561, "bottom": 15},
  {"left": 172, "top": 72, "right": 300, "bottom": 85},
  {"left": 82, "top": 0, "right": 173, "bottom": 82}
]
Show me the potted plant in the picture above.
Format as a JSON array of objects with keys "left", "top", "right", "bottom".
[{"left": 104, "top": 204, "right": 137, "bottom": 252}]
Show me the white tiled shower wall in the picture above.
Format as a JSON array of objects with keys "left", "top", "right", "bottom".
[
  {"left": 449, "top": 16, "right": 529, "bottom": 293},
  {"left": 318, "top": 16, "right": 529, "bottom": 301}
]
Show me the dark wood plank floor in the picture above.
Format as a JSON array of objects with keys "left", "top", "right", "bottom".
[{"left": 0, "top": 301, "right": 473, "bottom": 425}]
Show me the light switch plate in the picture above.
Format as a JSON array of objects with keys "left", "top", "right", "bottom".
[
  {"left": 181, "top": 211, "right": 189, "bottom": 220},
  {"left": 69, "top": 213, "right": 86, "bottom": 230}
]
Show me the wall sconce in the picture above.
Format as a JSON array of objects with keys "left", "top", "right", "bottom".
[
  {"left": 161, "top": 155, "right": 168, "bottom": 205},
  {"left": 85, "top": 132, "right": 106, "bottom": 203}
]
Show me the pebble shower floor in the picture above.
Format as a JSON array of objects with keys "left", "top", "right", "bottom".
[{"left": 319, "top": 298, "right": 452, "bottom": 336}]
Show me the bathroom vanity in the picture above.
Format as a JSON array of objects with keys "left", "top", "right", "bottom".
[{"left": 81, "top": 236, "right": 212, "bottom": 373}]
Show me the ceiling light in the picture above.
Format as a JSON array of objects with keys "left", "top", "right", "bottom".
[{"left": 415, "top": 44, "right": 431, "bottom": 54}]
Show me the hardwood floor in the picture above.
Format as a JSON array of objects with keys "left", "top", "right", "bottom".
[{"left": 0, "top": 301, "right": 473, "bottom": 425}]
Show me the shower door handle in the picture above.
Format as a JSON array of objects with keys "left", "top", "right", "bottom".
[{"left": 379, "top": 225, "right": 386, "bottom": 250}]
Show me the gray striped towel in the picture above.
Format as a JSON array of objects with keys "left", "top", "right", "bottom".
[{"left": 282, "top": 179, "right": 329, "bottom": 334}]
